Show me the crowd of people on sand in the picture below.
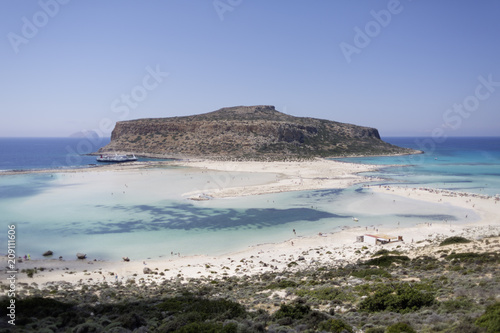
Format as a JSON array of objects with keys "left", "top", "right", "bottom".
[
  {"left": 416, "top": 186, "right": 498, "bottom": 200},
  {"left": 370, "top": 184, "right": 499, "bottom": 201}
]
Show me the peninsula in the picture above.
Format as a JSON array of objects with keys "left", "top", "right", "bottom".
[{"left": 98, "top": 105, "right": 419, "bottom": 159}]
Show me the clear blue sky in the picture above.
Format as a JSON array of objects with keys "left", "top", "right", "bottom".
[{"left": 1, "top": 0, "right": 499, "bottom": 137}]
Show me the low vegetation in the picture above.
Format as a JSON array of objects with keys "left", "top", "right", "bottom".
[
  {"left": 1, "top": 235, "right": 499, "bottom": 332},
  {"left": 439, "top": 236, "right": 472, "bottom": 246}
]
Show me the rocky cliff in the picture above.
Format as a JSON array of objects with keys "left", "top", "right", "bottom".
[{"left": 98, "top": 105, "right": 418, "bottom": 159}]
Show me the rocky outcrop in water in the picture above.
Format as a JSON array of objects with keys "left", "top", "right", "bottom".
[{"left": 98, "top": 105, "right": 419, "bottom": 159}]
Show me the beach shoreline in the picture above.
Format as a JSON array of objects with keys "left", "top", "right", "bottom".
[
  {"left": 5, "top": 220, "right": 499, "bottom": 290},
  {"left": 1, "top": 157, "right": 499, "bottom": 290}
]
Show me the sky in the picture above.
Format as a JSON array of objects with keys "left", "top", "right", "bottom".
[{"left": 1, "top": 0, "right": 500, "bottom": 138}]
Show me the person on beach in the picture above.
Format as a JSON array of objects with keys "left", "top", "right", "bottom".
[{"left": 293, "top": 229, "right": 296, "bottom": 235}]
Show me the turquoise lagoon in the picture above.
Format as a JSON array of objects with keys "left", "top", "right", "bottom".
[
  {"left": 338, "top": 137, "right": 500, "bottom": 196},
  {"left": 1, "top": 137, "right": 498, "bottom": 260}
]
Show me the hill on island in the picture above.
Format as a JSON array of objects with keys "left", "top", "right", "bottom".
[{"left": 98, "top": 105, "right": 419, "bottom": 160}]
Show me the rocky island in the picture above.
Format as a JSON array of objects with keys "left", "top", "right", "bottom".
[{"left": 98, "top": 105, "right": 419, "bottom": 159}]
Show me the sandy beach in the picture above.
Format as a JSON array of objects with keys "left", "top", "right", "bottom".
[
  {"left": 2, "top": 158, "right": 499, "bottom": 292},
  {"left": 174, "top": 158, "right": 381, "bottom": 199},
  {"left": 6, "top": 221, "right": 500, "bottom": 292}
]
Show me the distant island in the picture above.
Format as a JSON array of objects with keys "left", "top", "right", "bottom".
[{"left": 98, "top": 105, "right": 420, "bottom": 160}]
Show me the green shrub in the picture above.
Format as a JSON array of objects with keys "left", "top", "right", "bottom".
[
  {"left": 450, "top": 320, "right": 487, "bottom": 333},
  {"left": 157, "top": 296, "right": 246, "bottom": 321},
  {"left": 157, "top": 312, "right": 204, "bottom": 332},
  {"left": 475, "top": 302, "right": 500, "bottom": 333},
  {"left": 446, "top": 252, "right": 499, "bottom": 264},
  {"left": 21, "top": 268, "right": 37, "bottom": 278},
  {"left": 117, "top": 313, "right": 147, "bottom": 330},
  {"left": 296, "top": 287, "right": 350, "bottom": 301},
  {"left": 14, "top": 297, "right": 75, "bottom": 318},
  {"left": 318, "top": 318, "right": 353, "bottom": 332},
  {"left": 267, "top": 279, "right": 298, "bottom": 289},
  {"left": 363, "top": 255, "right": 410, "bottom": 267},
  {"left": 359, "top": 283, "right": 435, "bottom": 313},
  {"left": 373, "top": 249, "right": 390, "bottom": 256},
  {"left": 273, "top": 303, "right": 311, "bottom": 320},
  {"left": 440, "top": 236, "right": 471, "bottom": 246},
  {"left": 174, "top": 321, "right": 237, "bottom": 333},
  {"left": 351, "top": 268, "right": 391, "bottom": 279},
  {"left": 440, "top": 297, "right": 474, "bottom": 312},
  {"left": 0, "top": 297, "right": 79, "bottom": 327},
  {"left": 385, "top": 322, "right": 416, "bottom": 333}
]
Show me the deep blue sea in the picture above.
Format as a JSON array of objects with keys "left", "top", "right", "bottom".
[
  {"left": 0, "top": 137, "right": 111, "bottom": 171},
  {"left": 0, "top": 137, "right": 498, "bottom": 260}
]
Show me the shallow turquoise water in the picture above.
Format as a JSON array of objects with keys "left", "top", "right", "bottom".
[
  {"left": 0, "top": 166, "right": 476, "bottom": 260},
  {"left": 336, "top": 137, "right": 500, "bottom": 196},
  {"left": 1, "top": 137, "right": 497, "bottom": 260}
]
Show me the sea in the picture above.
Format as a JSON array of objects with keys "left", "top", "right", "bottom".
[{"left": 0, "top": 137, "right": 499, "bottom": 260}]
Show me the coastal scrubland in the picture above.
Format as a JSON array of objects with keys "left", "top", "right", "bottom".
[
  {"left": 1, "top": 159, "right": 498, "bottom": 332},
  {"left": 2, "top": 233, "right": 499, "bottom": 333}
]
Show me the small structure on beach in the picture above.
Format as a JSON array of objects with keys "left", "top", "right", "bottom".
[{"left": 362, "top": 234, "right": 402, "bottom": 245}]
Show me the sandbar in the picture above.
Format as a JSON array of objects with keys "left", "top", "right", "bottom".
[{"left": 2, "top": 159, "right": 499, "bottom": 291}]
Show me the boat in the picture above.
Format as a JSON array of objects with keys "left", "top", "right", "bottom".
[{"left": 96, "top": 154, "right": 138, "bottom": 163}]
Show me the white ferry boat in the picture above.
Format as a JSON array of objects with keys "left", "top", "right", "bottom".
[{"left": 96, "top": 154, "right": 138, "bottom": 163}]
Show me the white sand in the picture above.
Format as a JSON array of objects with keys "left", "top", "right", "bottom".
[
  {"left": 174, "top": 158, "right": 380, "bottom": 199},
  {"left": 370, "top": 185, "right": 499, "bottom": 228},
  {"left": 2, "top": 160, "right": 499, "bottom": 290}
]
